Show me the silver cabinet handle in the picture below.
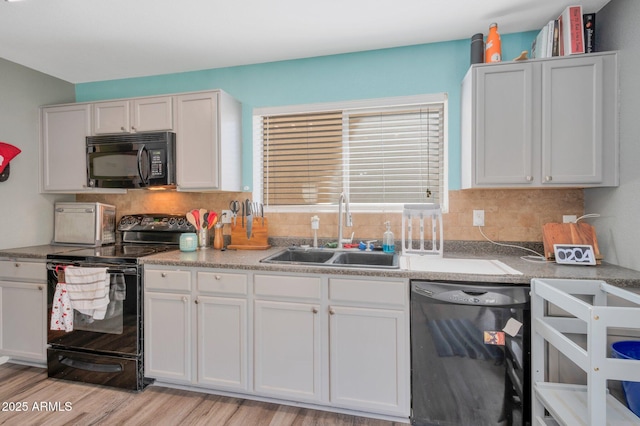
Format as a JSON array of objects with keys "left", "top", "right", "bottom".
[
  {"left": 182, "top": 296, "right": 187, "bottom": 303},
  {"left": 131, "top": 126, "right": 137, "bottom": 132},
  {"left": 312, "top": 307, "right": 318, "bottom": 314},
  {"left": 14, "top": 263, "right": 19, "bottom": 267},
  {"left": 38, "top": 286, "right": 43, "bottom": 291},
  {"left": 329, "top": 307, "right": 335, "bottom": 315},
  {"left": 161, "top": 272, "right": 167, "bottom": 278},
  {"left": 120, "top": 126, "right": 126, "bottom": 132},
  {"left": 215, "top": 275, "right": 222, "bottom": 280},
  {"left": 526, "top": 176, "right": 533, "bottom": 182},
  {"left": 545, "top": 176, "right": 553, "bottom": 182}
]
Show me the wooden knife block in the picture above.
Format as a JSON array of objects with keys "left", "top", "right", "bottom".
[
  {"left": 228, "top": 218, "right": 271, "bottom": 250},
  {"left": 542, "top": 222, "right": 602, "bottom": 263}
]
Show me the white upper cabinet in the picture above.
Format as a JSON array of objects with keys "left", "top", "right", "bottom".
[
  {"left": 40, "top": 89, "right": 241, "bottom": 193},
  {"left": 175, "top": 90, "right": 242, "bottom": 192},
  {"left": 461, "top": 52, "right": 618, "bottom": 188},
  {"left": 40, "top": 103, "right": 126, "bottom": 193},
  {"left": 93, "top": 96, "right": 174, "bottom": 134},
  {"left": 41, "top": 103, "right": 92, "bottom": 192}
]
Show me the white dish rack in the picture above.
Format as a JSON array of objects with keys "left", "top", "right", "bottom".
[
  {"left": 531, "top": 278, "right": 640, "bottom": 425},
  {"left": 401, "top": 203, "right": 443, "bottom": 257}
]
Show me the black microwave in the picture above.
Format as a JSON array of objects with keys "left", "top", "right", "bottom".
[{"left": 87, "top": 132, "right": 176, "bottom": 189}]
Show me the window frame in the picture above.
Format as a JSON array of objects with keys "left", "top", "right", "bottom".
[{"left": 253, "top": 93, "right": 449, "bottom": 213}]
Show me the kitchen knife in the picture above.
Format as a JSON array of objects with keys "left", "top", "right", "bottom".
[
  {"left": 246, "top": 199, "right": 253, "bottom": 239},
  {"left": 260, "top": 203, "right": 264, "bottom": 226}
]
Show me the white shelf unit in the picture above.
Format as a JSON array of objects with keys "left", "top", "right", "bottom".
[{"left": 531, "top": 278, "right": 640, "bottom": 425}]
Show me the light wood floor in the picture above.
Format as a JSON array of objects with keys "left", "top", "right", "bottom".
[{"left": 0, "top": 364, "right": 404, "bottom": 426}]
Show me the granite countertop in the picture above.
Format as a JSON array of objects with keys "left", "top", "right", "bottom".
[
  {"left": 2, "top": 244, "right": 639, "bottom": 288},
  {"left": 140, "top": 246, "right": 640, "bottom": 288},
  {"left": 0, "top": 244, "right": 84, "bottom": 259}
]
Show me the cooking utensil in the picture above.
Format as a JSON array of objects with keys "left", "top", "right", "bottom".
[
  {"left": 245, "top": 199, "right": 253, "bottom": 239},
  {"left": 191, "top": 209, "right": 200, "bottom": 229},
  {"left": 260, "top": 203, "right": 264, "bottom": 226},
  {"left": 229, "top": 200, "right": 240, "bottom": 226},
  {"left": 186, "top": 211, "right": 198, "bottom": 229},
  {"left": 207, "top": 212, "right": 218, "bottom": 229},
  {"left": 202, "top": 212, "right": 208, "bottom": 229},
  {"left": 199, "top": 209, "right": 207, "bottom": 229}
]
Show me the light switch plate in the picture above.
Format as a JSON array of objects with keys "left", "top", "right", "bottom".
[{"left": 553, "top": 244, "right": 596, "bottom": 265}]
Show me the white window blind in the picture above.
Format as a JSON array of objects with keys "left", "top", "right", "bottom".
[{"left": 257, "top": 97, "right": 446, "bottom": 208}]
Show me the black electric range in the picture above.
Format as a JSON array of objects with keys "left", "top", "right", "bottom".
[{"left": 45, "top": 213, "right": 194, "bottom": 391}]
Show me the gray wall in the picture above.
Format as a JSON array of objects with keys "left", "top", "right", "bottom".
[
  {"left": 584, "top": 0, "right": 640, "bottom": 271},
  {"left": 0, "top": 58, "right": 75, "bottom": 250}
]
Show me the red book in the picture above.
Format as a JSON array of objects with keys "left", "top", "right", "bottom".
[{"left": 560, "top": 5, "right": 585, "bottom": 55}]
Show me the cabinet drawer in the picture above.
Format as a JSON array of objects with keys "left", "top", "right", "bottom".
[
  {"left": 197, "top": 271, "right": 247, "bottom": 296},
  {"left": 0, "top": 260, "right": 46, "bottom": 282},
  {"left": 329, "top": 278, "right": 406, "bottom": 306},
  {"left": 254, "top": 274, "right": 321, "bottom": 300},
  {"left": 145, "top": 269, "right": 191, "bottom": 292}
]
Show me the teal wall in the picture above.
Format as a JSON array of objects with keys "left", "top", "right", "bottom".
[{"left": 76, "top": 31, "right": 537, "bottom": 191}]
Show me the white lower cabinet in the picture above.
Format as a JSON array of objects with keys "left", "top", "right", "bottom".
[
  {"left": 329, "top": 305, "right": 406, "bottom": 413},
  {"left": 0, "top": 260, "right": 47, "bottom": 364},
  {"left": 145, "top": 266, "right": 409, "bottom": 420},
  {"left": 197, "top": 295, "right": 247, "bottom": 389},
  {"left": 144, "top": 267, "right": 249, "bottom": 392},
  {"left": 144, "top": 268, "right": 192, "bottom": 382},
  {"left": 254, "top": 299, "right": 322, "bottom": 401},
  {"left": 328, "top": 277, "right": 409, "bottom": 416},
  {"left": 145, "top": 291, "right": 191, "bottom": 382}
]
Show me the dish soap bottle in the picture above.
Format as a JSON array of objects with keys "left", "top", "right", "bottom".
[{"left": 383, "top": 221, "right": 395, "bottom": 253}]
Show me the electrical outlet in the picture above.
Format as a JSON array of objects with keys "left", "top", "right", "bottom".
[
  {"left": 221, "top": 210, "right": 233, "bottom": 224},
  {"left": 473, "top": 210, "right": 485, "bottom": 227},
  {"left": 563, "top": 215, "right": 577, "bottom": 223}
]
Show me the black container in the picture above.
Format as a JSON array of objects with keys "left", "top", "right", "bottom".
[{"left": 470, "top": 33, "right": 484, "bottom": 64}]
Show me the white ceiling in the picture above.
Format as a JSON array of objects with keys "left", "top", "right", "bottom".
[{"left": 0, "top": 0, "right": 611, "bottom": 84}]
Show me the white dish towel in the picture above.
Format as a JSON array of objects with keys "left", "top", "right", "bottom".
[{"left": 63, "top": 266, "right": 111, "bottom": 320}]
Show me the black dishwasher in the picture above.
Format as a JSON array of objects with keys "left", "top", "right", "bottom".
[{"left": 411, "top": 281, "right": 530, "bottom": 425}]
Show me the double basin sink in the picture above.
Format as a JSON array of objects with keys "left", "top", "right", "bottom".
[{"left": 260, "top": 247, "right": 399, "bottom": 269}]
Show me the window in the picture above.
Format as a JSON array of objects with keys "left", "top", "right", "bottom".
[{"left": 253, "top": 94, "right": 447, "bottom": 211}]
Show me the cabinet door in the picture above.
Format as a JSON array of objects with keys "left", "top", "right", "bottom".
[
  {"left": 473, "top": 63, "right": 535, "bottom": 185},
  {"left": 196, "top": 295, "right": 247, "bottom": 390},
  {"left": 41, "top": 104, "right": 92, "bottom": 192},
  {"left": 329, "top": 305, "right": 408, "bottom": 415},
  {"left": 175, "top": 92, "right": 220, "bottom": 190},
  {"left": 144, "top": 292, "right": 191, "bottom": 383},
  {"left": 0, "top": 281, "right": 46, "bottom": 362},
  {"left": 93, "top": 100, "right": 130, "bottom": 134},
  {"left": 132, "top": 97, "right": 173, "bottom": 133},
  {"left": 254, "top": 300, "right": 321, "bottom": 402},
  {"left": 542, "top": 56, "right": 604, "bottom": 184}
]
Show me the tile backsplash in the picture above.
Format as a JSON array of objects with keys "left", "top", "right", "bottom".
[{"left": 77, "top": 188, "right": 583, "bottom": 243}]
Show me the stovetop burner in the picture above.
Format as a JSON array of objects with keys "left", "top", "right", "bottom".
[
  {"left": 47, "top": 213, "right": 193, "bottom": 264},
  {"left": 46, "top": 244, "right": 177, "bottom": 264}
]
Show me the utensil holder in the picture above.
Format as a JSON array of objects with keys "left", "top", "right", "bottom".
[{"left": 198, "top": 227, "right": 210, "bottom": 248}]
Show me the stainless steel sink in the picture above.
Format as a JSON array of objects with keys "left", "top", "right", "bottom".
[
  {"left": 262, "top": 248, "right": 335, "bottom": 264},
  {"left": 260, "top": 247, "right": 399, "bottom": 269},
  {"left": 331, "top": 251, "right": 398, "bottom": 268}
]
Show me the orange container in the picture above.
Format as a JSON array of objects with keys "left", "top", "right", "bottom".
[{"left": 485, "top": 23, "right": 502, "bottom": 63}]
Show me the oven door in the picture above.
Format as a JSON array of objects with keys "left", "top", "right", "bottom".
[{"left": 47, "top": 263, "right": 141, "bottom": 356}]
